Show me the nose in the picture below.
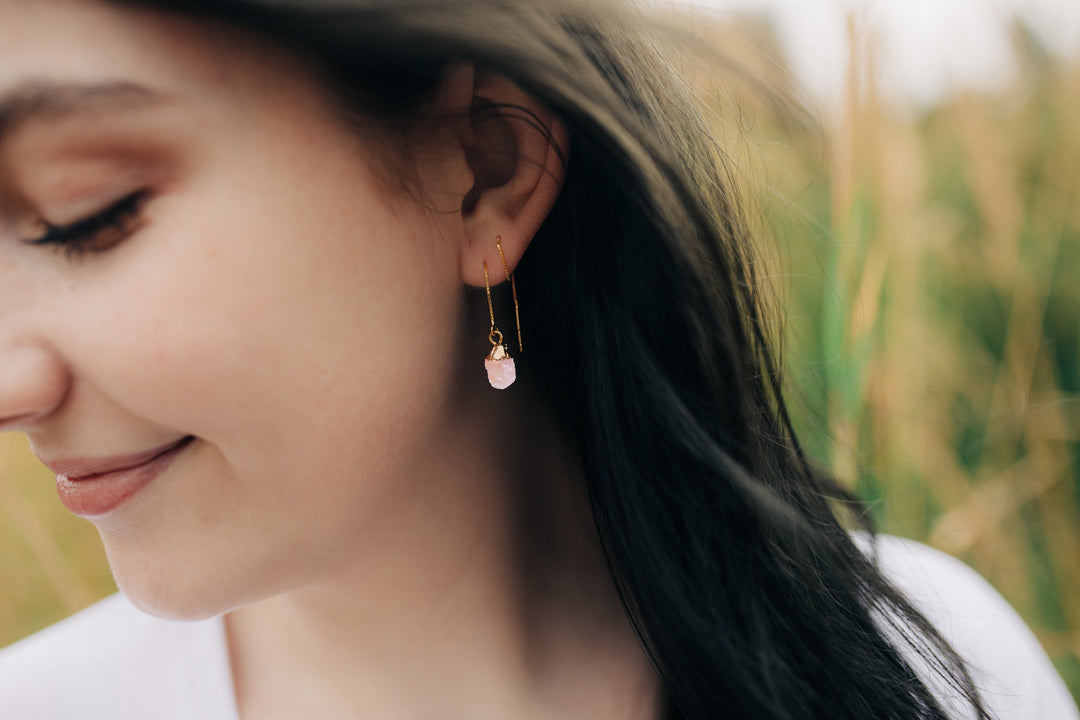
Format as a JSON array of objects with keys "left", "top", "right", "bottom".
[{"left": 0, "top": 340, "right": 69, "bottom": 432}]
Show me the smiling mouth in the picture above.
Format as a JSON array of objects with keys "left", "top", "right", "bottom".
[{"left": 53, "top": 436, "right": 195, "bottom": 518}]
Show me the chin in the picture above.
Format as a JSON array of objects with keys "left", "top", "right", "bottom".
[
  {"left": 115, "top": 575, "right": 232, "bottom": 621},
  {"left": 104, "top": 549, "right": 239, "bottom": 621}
]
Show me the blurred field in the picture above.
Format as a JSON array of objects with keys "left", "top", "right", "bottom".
[
  {"left": 718, "top": 16, "right": 1080, "bottom": 703},
  {"left": 1, "top": 8, "right": 1079, "bottom": 708}
]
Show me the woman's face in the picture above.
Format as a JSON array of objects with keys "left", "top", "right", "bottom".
[{"left": 0, "top": 0, "right": 478, "bottom": 617}]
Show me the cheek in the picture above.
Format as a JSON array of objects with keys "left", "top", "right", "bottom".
[
  {"left": 64, "top": 156, "right": 466, "bottom": 615},
  {"left": 64, "top": 152, "right": 462, "bottom": 474}
]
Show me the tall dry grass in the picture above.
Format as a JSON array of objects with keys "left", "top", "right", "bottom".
[{"left": 724, "top": 15, "right": 1080, "bottom": 702}]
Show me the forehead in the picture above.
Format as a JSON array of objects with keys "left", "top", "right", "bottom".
[
  {"left": 1, "top": 2, "right": 203, "bottom": 95},
  {"left": 0, "top": 0, "right": 318, "bottom": 122}
]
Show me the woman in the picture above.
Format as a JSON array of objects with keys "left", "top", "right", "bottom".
[{"left": 0, "top": 0, "right": 1075, "bottom": 718}]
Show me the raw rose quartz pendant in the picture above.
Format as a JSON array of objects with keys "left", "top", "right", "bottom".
[{"left": 485, "top": 342, "right": 516, "bottom": 389}]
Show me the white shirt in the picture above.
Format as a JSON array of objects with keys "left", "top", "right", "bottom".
[{"left": 0, "top": 534, "right": 1076, "bottom": 719}]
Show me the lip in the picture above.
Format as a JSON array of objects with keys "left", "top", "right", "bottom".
[
  {"left": 43, "top": 437, "right": 193, "bottom": 479},
  {"left": 54, "top": 436, "right": 194, "bottom": 517}
]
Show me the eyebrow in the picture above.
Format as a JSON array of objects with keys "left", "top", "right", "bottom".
[{"left": 0, "top": 80, "right": 168, "bottom": 144}]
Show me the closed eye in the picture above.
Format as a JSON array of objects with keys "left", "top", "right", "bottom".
[{"left": 23, "top": 190, "right": 151, "bottom": 261}]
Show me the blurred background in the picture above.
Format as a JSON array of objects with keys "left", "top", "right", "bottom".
[
  {"left": 687, "top": 0, "right": 1080, "bottom": 702},
  {"left": 1, "top": 0, "right": 1078, "bottom": 706}
]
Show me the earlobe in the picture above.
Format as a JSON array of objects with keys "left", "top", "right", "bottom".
[{"left": 455, "top": 69, "right": 570, "bottom": 289}]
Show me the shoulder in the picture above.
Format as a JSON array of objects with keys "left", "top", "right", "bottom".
[
  {"left": 0, "top": 593, "right": 235, "bottom": 720},
  {"left": 857, "top": 533, "right": 1079, "bottom": 720}
]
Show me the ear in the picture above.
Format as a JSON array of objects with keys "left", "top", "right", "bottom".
[{"left": 438, "top": 62, "right": 570, "bottom": 287}]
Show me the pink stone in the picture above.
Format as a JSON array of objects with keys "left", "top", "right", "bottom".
[{"left": 485, "top": 357, "right": 517, "bottom": 389}]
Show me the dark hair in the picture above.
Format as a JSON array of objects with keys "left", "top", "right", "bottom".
[{"left": 116, "top": 1, "right": 993, "bottom": 717}]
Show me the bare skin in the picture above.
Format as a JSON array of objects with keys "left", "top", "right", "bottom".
[{"left": 0, "top": 1, "right": 659, "bottom": 718}]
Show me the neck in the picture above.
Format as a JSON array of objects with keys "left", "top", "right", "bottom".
[{"left": 223, "top": 372, "right": 660, "bottom": 720}]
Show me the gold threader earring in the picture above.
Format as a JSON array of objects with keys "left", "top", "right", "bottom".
[{"left": 483, "top": 236, "right": 522, "bottom": 390}]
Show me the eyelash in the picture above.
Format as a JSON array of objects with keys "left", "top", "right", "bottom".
[{"left": 24, "top": 190, "right": 151, "bottom": 261}]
